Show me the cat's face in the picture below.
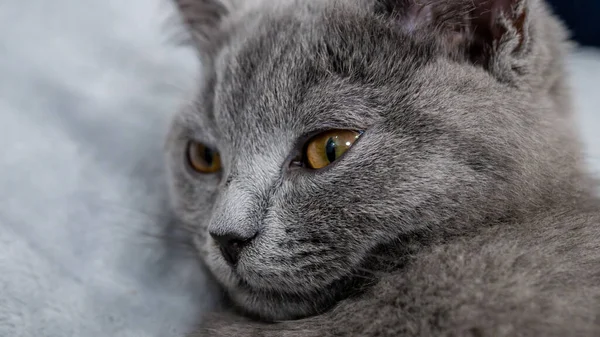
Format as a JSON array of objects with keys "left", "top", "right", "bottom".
[{"left": 167, "top": 0, "right": 576, "bottom": 321}]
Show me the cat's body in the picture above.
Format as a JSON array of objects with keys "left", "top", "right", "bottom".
[{"left": 166, "top": 0, "right": 600, "bottom": 335}]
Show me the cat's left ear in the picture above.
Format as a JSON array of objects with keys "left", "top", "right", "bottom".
[
  {"left": 172, "top": 0, "right": 235, "bottom": 52},
  {"left": 378, "top": 0, "right": 532, "bottom": 80}
]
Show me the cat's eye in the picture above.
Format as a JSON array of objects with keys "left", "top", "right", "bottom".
[
  {"left": 304, "top": 130, "right": 361, "bottom": 170},
  {"left": 187, "top": 141, "right": 222, "bottom": 174}
]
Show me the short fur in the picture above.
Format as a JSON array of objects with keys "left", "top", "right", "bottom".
[{"left": 166, "top": 0, "right": 600, "bottom": 335}]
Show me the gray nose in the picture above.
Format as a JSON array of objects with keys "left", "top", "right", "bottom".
[{"left": 210, "top": 231, "right": 255, "bottom": 265}]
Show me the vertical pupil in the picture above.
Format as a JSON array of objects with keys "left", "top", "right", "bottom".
[
  {"left": 203, "top": 147, "right": 214, "bottom": 166},
  {"left": 325, "top": 137, "right": 337, "bottom": 163}
]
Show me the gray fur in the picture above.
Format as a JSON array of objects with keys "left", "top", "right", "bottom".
[{"left": 166, "top": 0, "right": 600, "bottom": 335}]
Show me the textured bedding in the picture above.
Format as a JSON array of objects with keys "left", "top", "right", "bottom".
[{"left": 0, "top": 0, "right": 598, "bottom": 336}]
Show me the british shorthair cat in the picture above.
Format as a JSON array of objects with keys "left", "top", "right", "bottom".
[{"left": 166, "top": 0, "right": 600, "bottom": 335}]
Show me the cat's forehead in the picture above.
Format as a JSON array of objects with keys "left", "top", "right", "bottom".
[{"left": 193, "top": 2, "right": 439, "bottom": 148}]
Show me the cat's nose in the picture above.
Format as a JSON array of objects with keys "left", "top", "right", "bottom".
[{"left": 210, "top": 231, "right": 255, "bottom": 265}]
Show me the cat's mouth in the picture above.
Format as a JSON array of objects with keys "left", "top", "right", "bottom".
[
  {"left": 199, "top": 242, "right": 377, "bottom": 320},
  {"left": 202, "top": 234, "right": 406, "bottom": 320}
]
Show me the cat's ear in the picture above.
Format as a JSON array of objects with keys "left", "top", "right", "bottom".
[
  {"left": 378, "top": 0, "right": 531, "bottom": 79},
  {"left": 172, "top": 0, "right": 234, "bottom": 50}
]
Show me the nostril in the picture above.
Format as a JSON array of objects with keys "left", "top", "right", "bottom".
[
  {"left": 210, "top": 232, "right": 255, "bottom": 265},
  {"left": 209, "top": 232, "right": 253, "bottom": 249}
]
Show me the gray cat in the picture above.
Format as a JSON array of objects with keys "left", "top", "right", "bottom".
[{"left": 165, "top": 0, "right": 600, "bottom": 335}]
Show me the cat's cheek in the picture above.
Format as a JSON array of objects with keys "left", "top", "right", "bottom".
[
  {"left": 193, "top": 233, "right": 238, "bottom": 288},
  {"left": 192, "top": 233, "right": 211, "bottom": 257},
  {"left": 203, "top": 243, "right": 241, "bottom": 289}
]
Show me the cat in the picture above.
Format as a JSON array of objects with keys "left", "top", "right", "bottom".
[{"left": 165, "top": 0, "right": 600, "bottom": 335}]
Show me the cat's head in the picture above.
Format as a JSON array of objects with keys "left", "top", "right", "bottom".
[{"left": 167, "top": 0, "right": 581, "bottom": 321}]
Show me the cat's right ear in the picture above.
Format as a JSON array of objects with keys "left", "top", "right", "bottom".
[
  {"left": 172, "top": 0, "right": 233, "bottom": 51},
  {"left": 375, "top": 0, "right": 534, "bottom": 83}
]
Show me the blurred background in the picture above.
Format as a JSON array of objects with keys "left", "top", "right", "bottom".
[
  {"left": 0, "top": 1, "right": 598, "bottom": 337},
  {"left": 548, "top": 0, "right": 600, "bottom": 47}
]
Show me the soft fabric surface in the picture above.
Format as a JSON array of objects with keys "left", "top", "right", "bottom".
[
  {"left": 0, "top": 1, "right": 218, "bottom": 337},
  {"left": 0, "top": 1, "right": 598, "bottom": 336}
]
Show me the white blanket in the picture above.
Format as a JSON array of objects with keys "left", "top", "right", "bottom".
[
  {"left": 0, "top": 0, "right": 598, "bottom": 336},
  {"left": 0, "top": 1, "right": 217, "bottom": 336}
]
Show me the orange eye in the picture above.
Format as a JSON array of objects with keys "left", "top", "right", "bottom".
[
  {"left": 304, "top": 130, "right": 361, "bottom": 169},
  {"left": 187, "top": 141, "right": 222, "bottom": 173}
]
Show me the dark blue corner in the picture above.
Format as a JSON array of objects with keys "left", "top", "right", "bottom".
[{"left": 546, "top": 0, "right": 600, "bottom": 47}]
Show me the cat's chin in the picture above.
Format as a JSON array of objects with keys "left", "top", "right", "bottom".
[
  {"left": 214, "top": 264, "right": 375, "bottom": 321},
  {"left": 205, "top": 261, "right": 331, "bottom": 320},
  {"left": 228, "top": 284, "right": 333, "bottom": 321}
]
